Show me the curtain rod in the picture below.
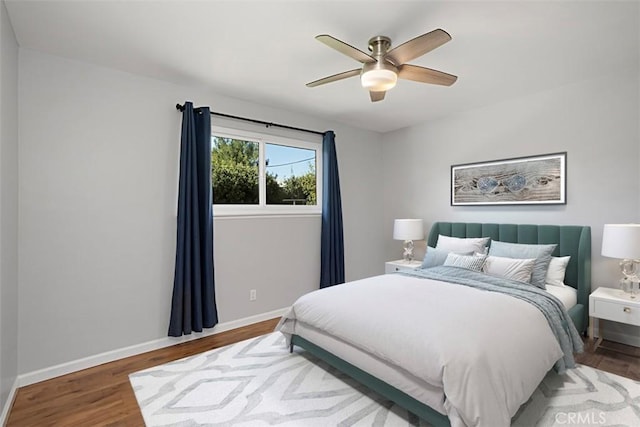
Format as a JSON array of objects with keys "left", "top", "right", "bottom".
[{"left": 175, "top": 104, "right": 324, "bottom": 136}]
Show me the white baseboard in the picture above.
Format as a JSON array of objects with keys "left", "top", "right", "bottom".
[
  {"left": 0, "top": 377, "right": 19, "bottom": 427},
  {"left": 17, "top": 307, "right": 288, "bottom": 388}
]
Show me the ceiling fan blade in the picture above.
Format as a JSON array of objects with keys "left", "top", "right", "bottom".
[
  {"left": 316, "top": 35, "right": 376, "bottom": 64},
  {"left": 385, "top": 29, "right": 452, "bottom": 66},
  {"left": 398, "top": 64, "right": 457, "bottom": 86},
  {"left": 306, "top": 69, "right": 362, "bottom": 87},
  {"left": 369, "top": 91, "right": 386, "bottom": 102}
]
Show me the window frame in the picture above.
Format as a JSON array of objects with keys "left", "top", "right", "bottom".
[{"left": 211, "top": 125, "right": 322, "bottom": 217}]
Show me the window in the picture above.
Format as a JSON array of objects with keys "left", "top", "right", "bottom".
[{"left": 211, "top": 126, "right": 322, "bottom": 216}]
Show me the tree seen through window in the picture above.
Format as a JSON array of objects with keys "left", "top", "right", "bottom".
[{"left": 211, "top": 136, "right": 317, "bottom": 206}]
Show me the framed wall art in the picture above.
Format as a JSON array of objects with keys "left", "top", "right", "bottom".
[{"left": 451, "top": 152, "right": 566, "bottom": 206}]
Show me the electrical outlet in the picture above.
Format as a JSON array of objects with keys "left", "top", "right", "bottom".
[{"left": 250, "top": 289, "right": 257, "bottom": 301}]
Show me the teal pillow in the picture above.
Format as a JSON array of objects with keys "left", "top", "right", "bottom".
[
  {"left": 488, "top": 241, "right": 557, "bottom": 289},
  {"left": 421, "top": 247, "right": 449, "bottom": 269}
]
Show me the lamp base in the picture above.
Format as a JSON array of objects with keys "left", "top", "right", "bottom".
[
  {"left": 619, "top": 259, "right": 640, "bottom": 298},
  {"left": 402, "top": 240, "right": 415, "bottom": 262}
]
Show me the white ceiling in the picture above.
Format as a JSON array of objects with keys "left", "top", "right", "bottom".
[{"left": 5, "top": 0, "right": 639, "bottom": 133}]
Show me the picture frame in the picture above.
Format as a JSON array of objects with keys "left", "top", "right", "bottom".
[{"left": 451, "top": 152, "right": 566, "bottom": 206}]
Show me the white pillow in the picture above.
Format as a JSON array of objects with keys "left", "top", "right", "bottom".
[
  {"left": 546, "top": 256, "right": 571, "bottom": 287},
  {"left": 436, "top": 235, "right": 490, "bottom": 254},
  {"left": 483, "top": 255, "right": 536, "bottom": 283},
  {"left": 443, "top": 252, "right": 487, "bottom": 271}
]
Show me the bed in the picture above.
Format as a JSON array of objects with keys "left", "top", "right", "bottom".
[
  {"left": 427, "top": 222, "right": 591, "bottom": 335},
  {"left": 277, "top": 222, "right": 591, "bottom": 427}
]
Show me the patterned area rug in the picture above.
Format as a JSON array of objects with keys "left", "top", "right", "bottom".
[{"left": 130, "top": 333, "right": 640, "bottom": 426}]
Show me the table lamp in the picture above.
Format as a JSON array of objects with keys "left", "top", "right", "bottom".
[
  {"left": 601, "top": 224, "right": 640, "bottom": 298},
  {"left": 393, "top": 219, "right": 424, "bottom": 262}
]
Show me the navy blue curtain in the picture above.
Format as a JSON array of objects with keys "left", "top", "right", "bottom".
[
  {"left": 169, "top": 102, "right": 218, "bottom": 336},
  {"left": 320, "top": 131, "right": 345, "bottom": 288}
]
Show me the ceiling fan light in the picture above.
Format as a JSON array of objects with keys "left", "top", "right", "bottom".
[{"left": 361, "top": 69, "right": 397, "bottom": 91}]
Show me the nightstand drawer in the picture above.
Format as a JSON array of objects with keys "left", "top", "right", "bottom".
[
  {"left": 385, "top": 264, "right": 410, "bottom": 273},
  {"left": 385, "top": 260, "right": 421, "bottom": 274},
  {"left": 385, "top": 264, "right": 397, "bottom": 274},
  {"left": 592, "top": 299, "right": 640, "bottom": 326}
]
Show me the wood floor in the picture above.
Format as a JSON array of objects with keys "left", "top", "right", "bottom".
[
  {"left": 6, "top": 320, "right": 639, "bottom": 426},
  {"left": 6, "top": 318, "right": 280, "bottom": 427},
  {"left": 575, "top": 338, "right": 640, "bottom": 381}
]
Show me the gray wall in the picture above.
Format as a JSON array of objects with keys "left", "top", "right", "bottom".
[
  {"left": 0, "top": 0, "right": 19, "bottom": 411},
  {"left": 18, "top": 49, "right": 384, "bottom": 374},
  {"left": 382, "top": 68, "right": 640, "bottom": 343},
  {"left": 12, "top": 3, "right": 639, "bottom": 379}
]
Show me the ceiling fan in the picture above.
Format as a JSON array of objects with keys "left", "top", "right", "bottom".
[{"left": 306, "top": 29, "right": 457, "bottom": 102}]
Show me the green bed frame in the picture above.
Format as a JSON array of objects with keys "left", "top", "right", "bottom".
[{"left": 291, "top": 222, "right": 592, "bottom": 426}]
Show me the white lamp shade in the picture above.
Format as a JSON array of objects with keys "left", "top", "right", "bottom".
[
  {"left": 361, "top": 69, "right": 397, "bottom": 91},
  {"left": 601, "top": 224, "right": 640, "bottom": 259},
  {"left": 393, "top": 219, "right": 424, "bottom": 241}
]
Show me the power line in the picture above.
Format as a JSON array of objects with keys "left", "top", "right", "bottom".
[{"left": 266, "top": 156, "right": 315, "bottom": 168}]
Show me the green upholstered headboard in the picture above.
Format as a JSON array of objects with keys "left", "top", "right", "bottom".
[{"left": 427, "top": 222, "right": 592, "bottom": 332}]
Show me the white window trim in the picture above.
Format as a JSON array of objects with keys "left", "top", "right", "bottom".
[{"left": 211, "top": 125, "right": 322, "bottom": 217}]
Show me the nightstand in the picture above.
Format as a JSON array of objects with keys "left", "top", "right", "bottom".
[
  {"left": 385, "top": 259, "right": 422, "bottom": 274},
  {"left": 589, "top": 287, "right": 640, "bottom": 350}
]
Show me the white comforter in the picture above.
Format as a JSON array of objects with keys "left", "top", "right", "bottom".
[{"left": 277, "top": 273, "right": 564, "bottom": 427}]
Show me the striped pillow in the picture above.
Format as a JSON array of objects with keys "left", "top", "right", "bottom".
[{"left": 443, "top": 252, "right": 487, "bottom": 271}]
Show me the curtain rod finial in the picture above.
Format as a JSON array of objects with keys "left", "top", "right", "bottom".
[{"left": 176, "top": 103, "right": 185, "bottom": 111}]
